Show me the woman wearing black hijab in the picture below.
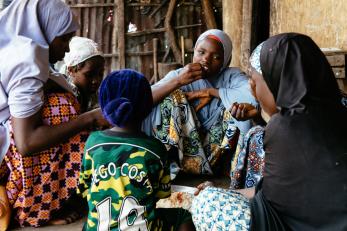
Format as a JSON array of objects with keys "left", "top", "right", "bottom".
[
  {"left": 249, "top": 33, "right": 347, "bottom": 230},
  {"left": 192, "top": 33, "right": 347, "bottom": 231}
]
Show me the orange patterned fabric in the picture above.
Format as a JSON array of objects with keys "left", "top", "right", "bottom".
[{"left": 0, "top": 92, "right": 88, "bottom": 227}]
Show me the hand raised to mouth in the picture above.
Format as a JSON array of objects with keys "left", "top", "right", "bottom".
[{"left": 200, "top": 63, "right": 209, "bottom": 78}]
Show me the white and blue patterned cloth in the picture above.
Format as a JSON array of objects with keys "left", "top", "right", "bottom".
[
  {"left": 249, "top": 43, "right": 264, "bottom": 74},
  {"left": 191, "top": 187, "right": 251, "bottom": 231}
]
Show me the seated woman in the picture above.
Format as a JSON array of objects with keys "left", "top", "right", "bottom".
[
  {"left": 143, "top": 29, "right": 257, "bottom": 175},
  {"left": 192, "top": 33, "right": 347, "bottom": 230},
  {"left": 0, "top": 0, "right": 108, "bottom": 228},
  {"left": 229, "top": 47, "right": 347, "bottom": 190}
]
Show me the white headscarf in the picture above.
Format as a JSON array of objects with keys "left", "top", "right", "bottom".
[
  {"left": 0, "top": 0, "right": 79, "bottom": 162},
  {"left": 64, "top": 36, "right": 103, "bottom": 68},
  {"left": 0, "top": 0, "right": 79, "bottom": 49},
  {"left": 195, "top": 29, "right": 233, "bottom": 70}
]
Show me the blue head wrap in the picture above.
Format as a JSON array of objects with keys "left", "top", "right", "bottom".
[{"left": 99, "top": 69, "right": 153, "bottom": 127}]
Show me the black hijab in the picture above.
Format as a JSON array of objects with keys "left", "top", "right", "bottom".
[
  {"left": 251, "top": 33, "right": 347, "bottom": 231},
  {"left": 260, "top": 33, "right": 342, "bottom": 114}
]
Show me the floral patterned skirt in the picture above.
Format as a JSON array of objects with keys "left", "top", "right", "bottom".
[
  {"left": 0, "top": 92, "right": 88, "bottom": 227},
  {"left": 153, "top": 90, "right": 239, "bottom": 175}
]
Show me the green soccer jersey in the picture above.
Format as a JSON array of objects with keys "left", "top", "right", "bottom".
[{"left": 78, "top": 130, "right": 171, "bottom": 231}]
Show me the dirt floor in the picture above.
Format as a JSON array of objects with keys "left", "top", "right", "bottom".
[{"left": 10, "top": 173, "right": 230, "bottom": 231}]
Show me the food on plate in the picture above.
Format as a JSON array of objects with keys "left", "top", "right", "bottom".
[{"left": 156, "top": 187, "right": 195, "bottom": 211}]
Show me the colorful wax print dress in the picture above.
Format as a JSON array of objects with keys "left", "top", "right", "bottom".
[{"left": 0, "top": 92, "right": 88, "bottom": 227}]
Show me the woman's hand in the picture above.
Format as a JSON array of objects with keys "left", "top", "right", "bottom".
[
  {"left": 194, "top": 181, "right": 214, "bottom": 196},
  {"left": 151, "top": 63, "right": 204, "bottom": 105},
  {"left": 185, "top": 89, "right": 212, "bottom": 112},
  {"left": 177, "top": 63, "right": 204, "bottom": 87},
  {"left": 230, "top": 102, "right": 259, "bottom": 121},
  {"left": 185, "top": 88, "right": 219, "bottom": 112}
]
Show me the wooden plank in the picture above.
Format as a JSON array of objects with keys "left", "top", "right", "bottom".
[
  {"left": 70, "top": 3, "right": 118, "bottom": 8},
  {"left": 152, "top": 38, "right": 159, "bottom": 82},
  {"left": 82, "top": 0, "right": 90, "bottom": 37},
  {"left": 111, "top": 0, "right": 118, "bottom": 69},
  {"left": 240, "top": 0, "right": 252, "bottom": 70},
  {"left": 127, "top": 3, "right": 160, "bottom": 7},
  {"left": 72, "top": 0, "right": 82, "bottom": 36},
  {"left": 95, "top": 0, "right": 104, "bottom": 51},
  {"left": 322, "top": 49, "right": 347, "bottom": 56},
  {"left": 326, "top": 55, "right": 345, "bottom": 67},
  {"left": 165, "top": 0, "right": 182, "bottom": 64},
  {"left": 90, "top": 1, "right": 97, "bottom": 41},
  {"left": 69, "top": 2, "right": 160, "bottom": 7},
  {"left": 103, "top": 50, "right": 167, "bottom": 57},
  {"left": 117, "top": 0, "right": 125, "bottom": 68},
  {"left": 103, "top": 0, "right": 113, "bottom": 55},
  {"left": 201, "top": 0, "right": 217, "bottom": 29},
  {"left": 126, "top": 24, "right": 202, "bottom": 37},
  {"left": 336, "top": 79, "right": 347, "bottom": 94},
  {"left": 149, "top": 0, "right": 169, "bottom": 18},
  {"left": 332, "top": 67, "right": 345, "bottom": 79},
  {"left": 73, "top": 0, "right": 81, "bottom": 37}
]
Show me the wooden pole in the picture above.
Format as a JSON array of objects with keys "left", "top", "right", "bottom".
[
  {"left": 223, "top": 0, "right": 243, "bottom": 67},
  {"left": 181, "top": 35, "right": 185, "bottom": 66},
  {"left": 117, "top": 0, "right": 125, "bottom": 69},
  {"left": 152, "top": 38, "right": 159, "bottom": 83},
  {"left": 201, "top": 0, "right": 217, "bottom": 29},
  {"left": 149, "top": 0, "right": 169, "bottom": 18},
  {"left": 165, "top": 0, "right": 182, "bottom": 64},
  {"left": 82, "top": 0, "right": 90, "bottom": 38},
  {"left": 240, "top": 0, "right": 252, "bottom": 70},
  {"left": 111, "top": 1, "right": 117, "bottom": 69}
]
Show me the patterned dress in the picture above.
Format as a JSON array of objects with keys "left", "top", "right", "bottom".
[
  {"left": 230, "top": 126, "right": 265, "bottom": 189},
  {"left": 153, "top": 90, "right": 239, "bottom": 175},
  {"left": 0, "top": 92, "right": 88, "bottom": 227},
  {"left": 78, "top": 130, "right": 191, "bottom": 231}
]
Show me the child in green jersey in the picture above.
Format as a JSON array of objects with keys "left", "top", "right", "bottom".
[{"left": 78, "top": 69, "right": 195, "bottom": 231}]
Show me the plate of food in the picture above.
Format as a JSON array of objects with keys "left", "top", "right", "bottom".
[{"left": 156, "top": 185, "right": 196, "bottom": 211}]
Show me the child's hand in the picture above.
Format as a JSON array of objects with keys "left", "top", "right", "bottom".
[
  {"left": 194, "top": 181, "right": 214, "bottom": 196},
  {"left": 88, "top": 108, "right": 110, "bottom": 129}
]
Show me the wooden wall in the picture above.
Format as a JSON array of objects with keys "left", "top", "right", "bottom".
[
  {"left": 270, "top": 0, "right": 347, "bottom": 50},
  {"left": 222, "top": 0, "right": 254, "bottom": 71},
  {"left": 67, "top": 0, "right": 222, "bottom": 81},
  {"left": 270, "top": 0, "right": 347, "bottom": 92},
  {"left": 222, "top": 0, "right": 243, "bottom": 68}
]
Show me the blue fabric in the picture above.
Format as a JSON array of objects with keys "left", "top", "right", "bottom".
[{"left": 99, "top": 69, "right": 153, "bottom": 127}]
